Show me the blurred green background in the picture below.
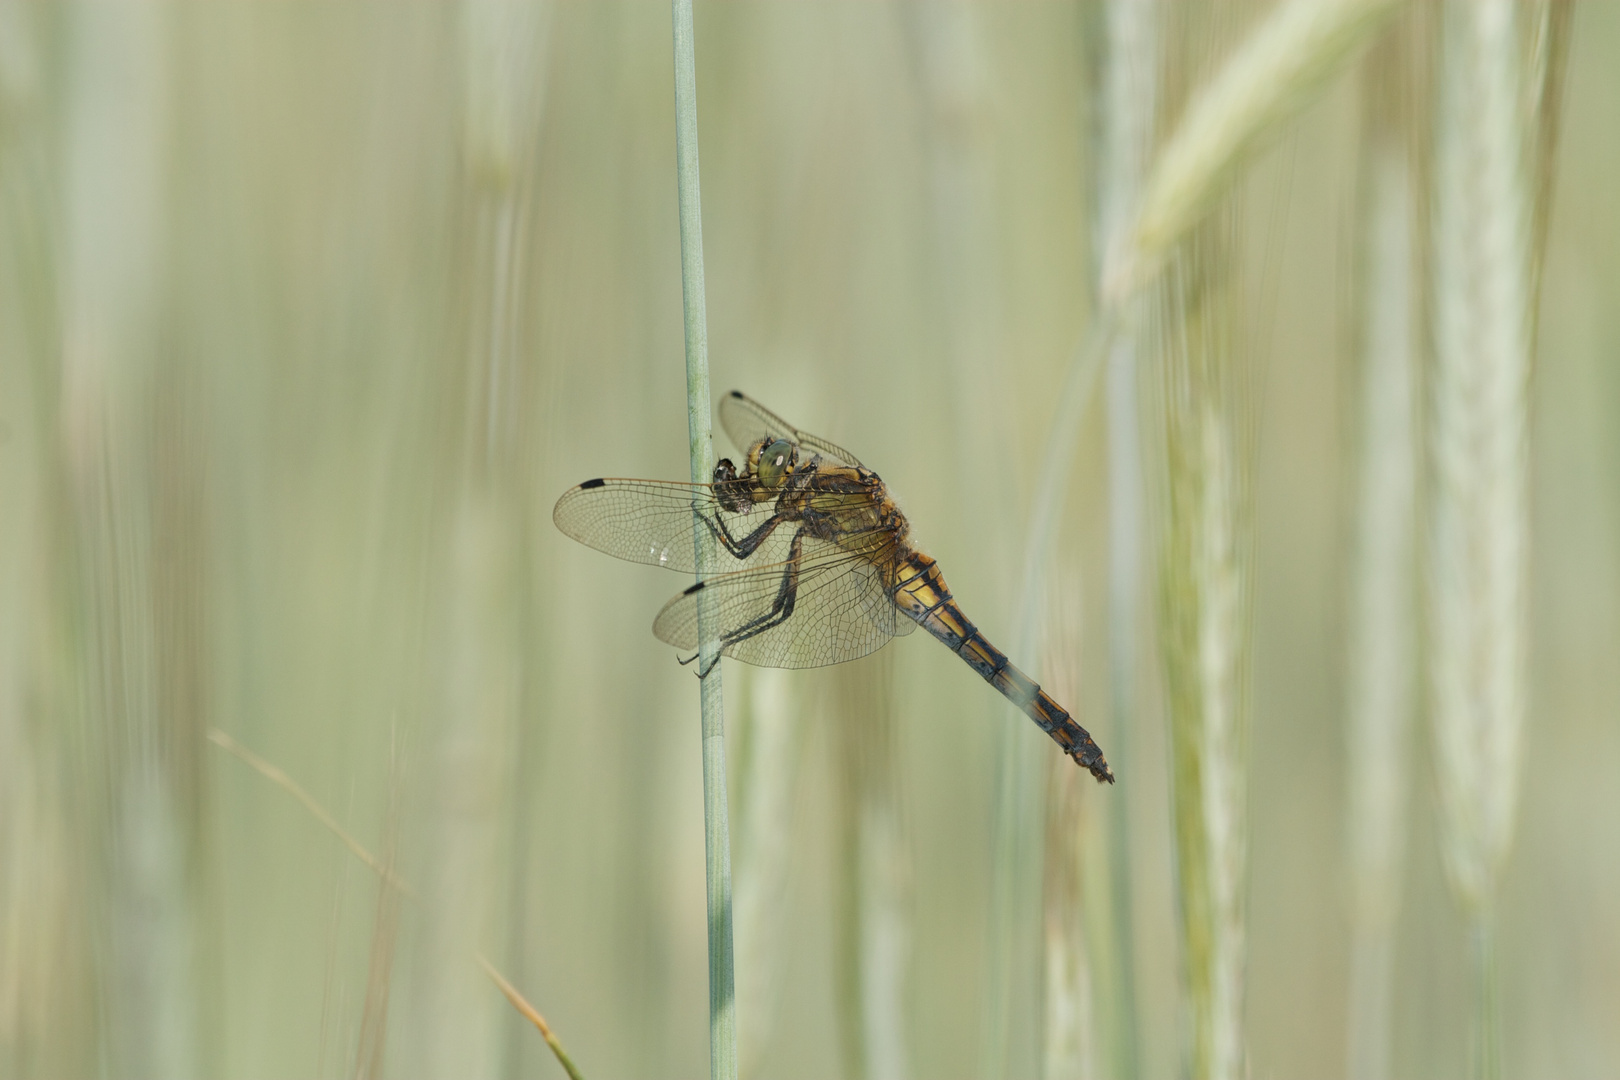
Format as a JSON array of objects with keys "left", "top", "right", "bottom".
[{"left": 1, "top": 3, "right": 1616, "bottom": 1079}]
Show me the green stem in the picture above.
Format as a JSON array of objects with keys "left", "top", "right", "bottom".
[
  {"left": 981, "top": 307, "right": 1119, "bottom": 1079},
  {"left": 1472, "top": 914, "right": 1500, "bottom": 1080},
  {"left": 669, "top": 3, "right": 737, "bottom": 1078},
  {"left": 1092, "top": 7, "right": 1156, "bottom": 1072}
]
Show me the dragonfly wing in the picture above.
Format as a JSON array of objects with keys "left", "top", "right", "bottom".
[
  {"left": 652, "top": 538, "right": 910, "bottom": 668},
  {"left": 721, "top": 391, "right": 864, "bottom": 468},
  {"left": 552, "top": 478, "right": 791, "bottom": 574}
]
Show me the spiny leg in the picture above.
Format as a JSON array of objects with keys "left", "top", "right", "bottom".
[
  {"left": 694, "top": 528, "right": 807, "bottom": 677},
  {"left": 704, "top": 508, "right": 786, "bottom": 561}
]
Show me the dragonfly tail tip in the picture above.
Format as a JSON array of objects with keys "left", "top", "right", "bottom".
[{"left": 1073, "top": 748, "right": 1115, "bottom": 785}]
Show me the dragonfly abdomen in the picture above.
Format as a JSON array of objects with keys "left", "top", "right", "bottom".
[{"left": 889, "top": 552, "right": 1114, "bottom": 784}]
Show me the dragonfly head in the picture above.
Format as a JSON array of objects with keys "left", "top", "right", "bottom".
[
  {"left": 712, "top": 457, "right": 750, "bottom": 513},
  {"left": 751, "top": 438, "right": 797, "bottom": 491}
]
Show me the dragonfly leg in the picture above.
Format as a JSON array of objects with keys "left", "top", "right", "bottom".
[
  {"left": 680, "top": 649, "right": 725, "bottom": 679},
  {"left": 705, "top": 510, "right": 786, "bottom": 561},
  {"left": 679, "top": 528, "right": 807, "bottom": 678},
  {"left": 715, "top": 528, "right": 807, "bottom": 655}
]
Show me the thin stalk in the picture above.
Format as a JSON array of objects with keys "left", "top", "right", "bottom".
[
  {"left": 402, "top": 8, "right": 550, "bottom": 1073},
  {"left": 477, "top": 956, "right": 586, "bottom": 1080},
  {"left": 1153, "top": 225, "right": 1252, "bottom": 1080},
  {"left": 898, "top": 16, "right": 1032, "bottom": 1073},
  {"left": 208, "top": 729, "right": 415, "bottom": 896},
  {"left": 1014, "top": 310, "right": 1122, "bottom": 657},
  {"left": 207, "top": 728, "right": 585, "bottom": 1080},
  {"left": 1089, "top": 2, "right": 1158, "bottom": 1073},
  {"left": 831, "top": 654, "right": 909, "bottom": 1080},
  {"left": 998, "top": 3, "right": 1400, "bottom": 1068},
  {"left": 1344, "top": 26, "right": 1418, "bottom": 1080},
  {"left": 669, "top": 4, "right": 737, "bottom": 1078},
  {"left": 733, "top": 668, "right": 803, "bottom": 1080},
  {"left": 1038, "top": 568, "right": 1097, "bottom": 1080},
  {"left": 1470, "top": 915, "right": 1501, "bottom": 1080},
  {"left": 61, "top": 7, "right": 214, "bottom": 1075},
  {"left": 993, "top": 306, "right": 1116, "bottom": 1080}
]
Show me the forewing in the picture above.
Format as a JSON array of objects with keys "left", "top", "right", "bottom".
[
  {"left": 720, "top": 391, "right": 864, "bottom": 468},
  {"left": 652, "top": 537, "right": 914, "bottom": 669},
  {"left": 553, "top": 478, "right": 792, "bottom": 574}
]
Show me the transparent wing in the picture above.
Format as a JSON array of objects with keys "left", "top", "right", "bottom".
[
  {"left": 552, "top": 478, "right": 792, "bottom": 574},
  {"left": 652, "top": 536, "right": 915, "bottom": 670},
  {"left": 720, "top": 391, "right": 864, "bottom": 468}
]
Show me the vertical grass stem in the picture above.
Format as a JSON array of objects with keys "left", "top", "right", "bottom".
[
  {"left": 1344, "top": 28, "right": 1418, "bottom": 1080},
  {"left": 669, "top": 4, "right": 737, "bottom": 1077},
  {"left": 1091, "top": 3, "right": 1158, "bottom": 1072}
]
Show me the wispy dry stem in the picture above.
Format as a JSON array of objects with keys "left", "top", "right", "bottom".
[
  {"left": 207, "top": 728, "right": 585, "bottom": 1080},
  {"left": 477, "top": 955, "right": 585, "bottom": 1080}
]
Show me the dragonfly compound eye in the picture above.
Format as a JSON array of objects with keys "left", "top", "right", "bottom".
[{"left": 756, "top": 439, "right": 794, "bottom": 489}]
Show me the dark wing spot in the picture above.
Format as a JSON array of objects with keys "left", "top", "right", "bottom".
[
  {"left": 728, "top": 390, "right": 744, "bottom": 399},
  {"left": 579, "top": 478, "right": 606, "bottom": 490},
  {"left": 684, "top": 581, "right": 706, "bottom": 595}
]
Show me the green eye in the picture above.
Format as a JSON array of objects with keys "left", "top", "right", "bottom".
[{"left": 756, "top": 439, "right": 793, "bottom": 489}]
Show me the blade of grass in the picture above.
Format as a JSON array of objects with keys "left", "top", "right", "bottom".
[{"left": 669, "top": 4, "right": 737, "bottom": 1078}]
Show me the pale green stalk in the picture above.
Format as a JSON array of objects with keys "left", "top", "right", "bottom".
[
  {"left": 967, "top": 6, "right": 1403, "bottom": 1070},
  {"left": 995, "top": 307, "right": 1115, "bottom": 1080},
  {"left": 899, "top": 13, "right": 1031, "bottom": 1074},
  {"left": 669, "top": 4, "right": 736, "bottom": 1076},
  {"left": 1344, "top": 28, "right": 1418, "bottom": 1080},
  {"left": 1521, "top": 2, "right": 1573, "bottom": 338},
  {"left": 830, "top": 654, "right": 909, "bottom": 1080},
  {"left": 1153, "top": 228, "right": 1251, "bottom": 1080},
  {"left": 0, "top": 6, "right": 80, "bottom": 1074},
  {"left": 59, "top": 7, "right": 216, "bottom": 1075},
  {"left": 400, "top": 7, "right": 549, "bottom": 1076},
  {"left": 1089, "top": 2, "right": 1158, "bottom": 1074},
  {"left": 1081, "top": 6, "right": 1425, "bottom": 1076},
  {"left": 1038, "top": 569, "right": 1097, "bottom": 1080},
  {"left": 733, "top": 668, "right": 802, "bottom": 1080},
  {"left": 1031, "top": 0, "right": 1402, "bottom": 755},
  {"left": 1428, "top": 3, "right": 1558, "bottom": 1076}
]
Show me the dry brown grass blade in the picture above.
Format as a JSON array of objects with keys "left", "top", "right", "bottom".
[
  {"left": 477, "top": 954, "right": 586, "bottom": 1080},
  {"left": 207, "top": 727, "right": 583, "bottom": 1079},
  {"left": 207, "top": 728, "right": 414, "bottom": 898}
]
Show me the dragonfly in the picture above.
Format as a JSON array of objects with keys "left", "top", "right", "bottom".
[{"left": 553, "top": 391, "right": 1114, "bottom": 783}]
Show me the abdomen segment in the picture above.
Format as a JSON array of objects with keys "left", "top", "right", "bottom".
[{"left": 889, "top": 553, "right": 1114, "bottom": 783}]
